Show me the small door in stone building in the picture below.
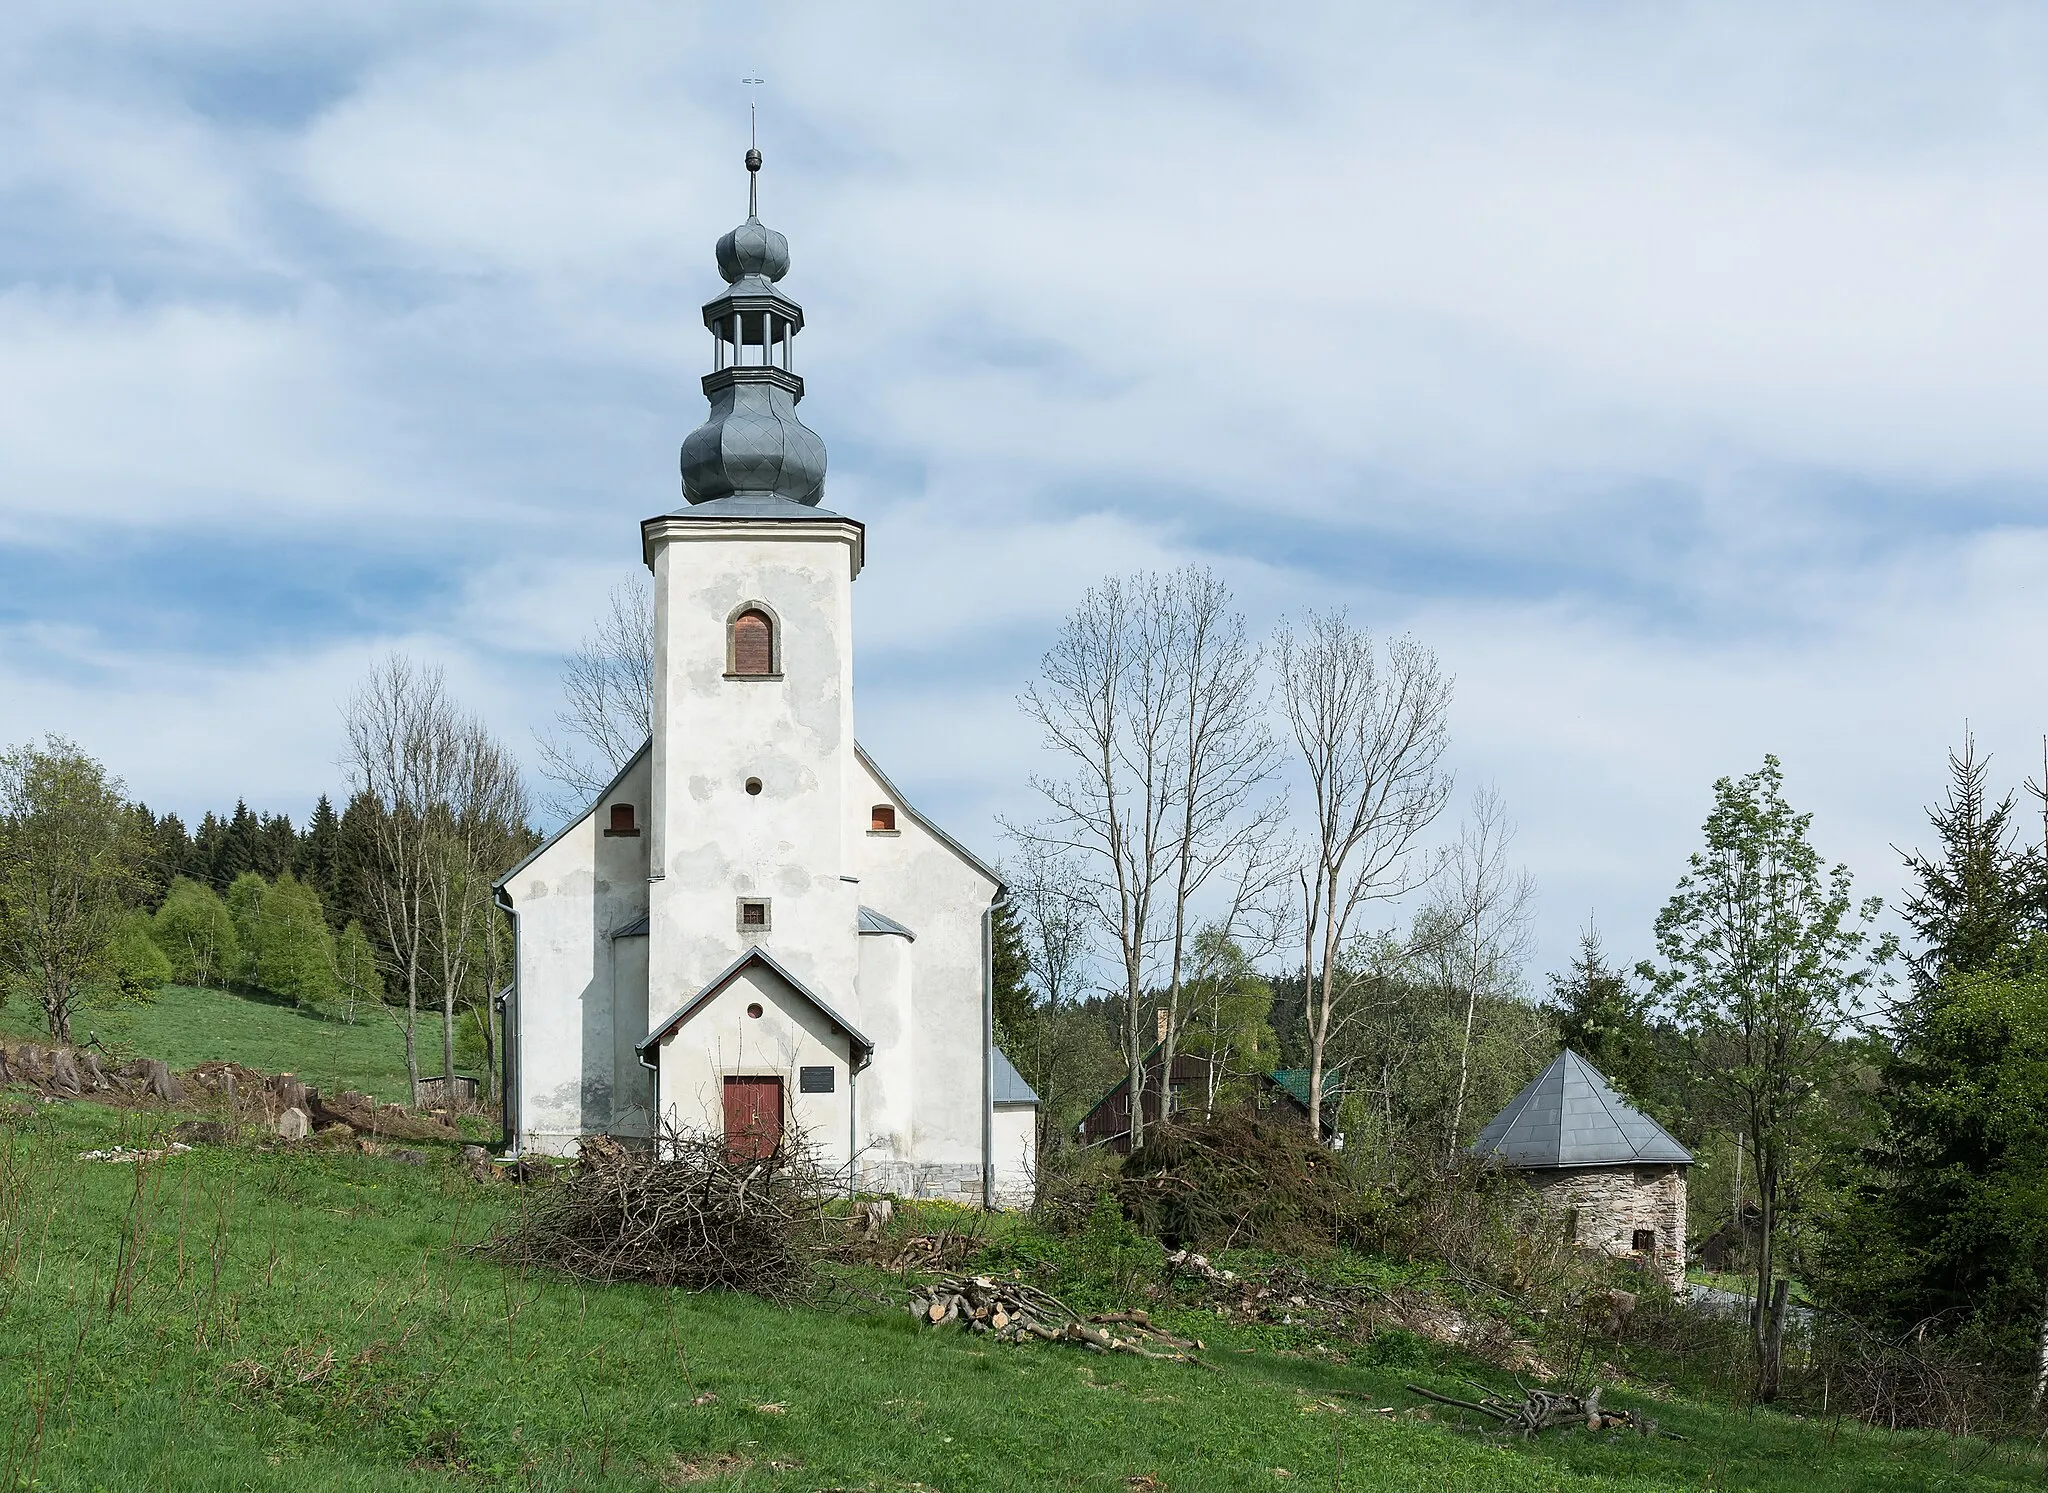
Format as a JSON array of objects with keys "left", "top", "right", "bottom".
[{"left": 723, "top": 1075, "right": 783, "bottom": 1159}]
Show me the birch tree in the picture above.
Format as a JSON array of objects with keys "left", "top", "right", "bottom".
[
  {"left": 1642, "top": 755, "right": 1890, "bottom": 1401},
  {"left": 1153, "top": 569, "right": 1284, "bottom": 1107},
  {"left": 1016, "top": 568, "right": 1277, "bottom": 1146},
  {"left": 344, "top": 656, "right": 528, "bottom": 1104},
  {"left": 1278, "top": 616, "right": 1453, "bottom": 1143},
  {"left": 1412, "top": 786, "right": 1535, "bottom": 1162}
]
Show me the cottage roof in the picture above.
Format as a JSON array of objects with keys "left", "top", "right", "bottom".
[
  {"left": 1470, "top": 1050, "right": 1692, "bottom": 1169},
  {"left": 993, "top": 1048, "right": 1039, "bottom": 1106}
]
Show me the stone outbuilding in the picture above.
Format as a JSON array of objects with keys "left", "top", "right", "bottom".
[{"left": 1470, "top": 1050, "right": 1691, "bottom": 1290}]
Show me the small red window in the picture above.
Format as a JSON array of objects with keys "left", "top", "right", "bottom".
[
  {"left": 731, "top": 609, "right": 774, "bottom": 675},
  {"left": 870, "top": 804, "right": 896, "bottom": 832},
  {"left": 610, "top": 804, "right": 635, "bottom": 832}
]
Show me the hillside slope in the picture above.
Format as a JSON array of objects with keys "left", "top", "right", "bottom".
[{"left": 0, "top": 1098, "right": 2036, "bottom": 1492}]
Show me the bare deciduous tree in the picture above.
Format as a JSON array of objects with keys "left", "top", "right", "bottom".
[
  {"left": 1002, "top": 839, "right": 1107, "bottom": 1153},
  {"left": 1412, "top": 785, "right": 1536, "bottom": 1162},
  {"left": 1014, "top": 568, "right": 1279, "bottom": 1147},
  {"left": 1279, "top": 615, "right": 1454, "bottom": 1142},
  {"left": 535, "top": 577, "right": 655, "bottom": 815},
  {"left": 425, "top": 725, "right": 528, "bottom": 1098},
  {"left": 344, "top": 656, "right": 529, "bottom": 1104},
  {"left": 1154, "top": 569, "right": 1285, "bottom": 1106}
]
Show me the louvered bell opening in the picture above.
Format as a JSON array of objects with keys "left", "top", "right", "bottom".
[{"left": 732, "top": 610, "right": 774, "bottom": 675}]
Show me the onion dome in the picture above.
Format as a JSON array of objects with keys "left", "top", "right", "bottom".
[{"left": 680, "top": 146, "right": 826, "bottom": 506}]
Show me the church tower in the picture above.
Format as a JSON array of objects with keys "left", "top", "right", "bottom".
[
  {"left": 495, "top": 141, "right": 1034, "bottom": 1203},
  {"left": 642, "top": 143, "right": 866, "bottom": 1031}
]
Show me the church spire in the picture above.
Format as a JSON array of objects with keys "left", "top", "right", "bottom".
[{"left": 678, "top": 139, "right": 827, "bottom": 507}]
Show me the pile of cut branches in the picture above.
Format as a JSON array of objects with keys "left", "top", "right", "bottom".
[
  {"left": 1119, "top": 1111, "right": 1382, "bottom": 1252},
  {"left": 1406, "top": 1383, "right": 1679, "bottom": 1440},
  {"left": 910, "top": 1275, "right": 1210, "bottom": 1364},
  {"left": 480, "top": 1123, "right": 834, "bottom": 1299}
]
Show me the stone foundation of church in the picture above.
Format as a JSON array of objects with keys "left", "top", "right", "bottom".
[
  {"left": 858, "top": 1160, "right": 992, "bottom": 1207},
  {"left": 1524, "top": 1163, "right": 1687, "bottom": 1291}
]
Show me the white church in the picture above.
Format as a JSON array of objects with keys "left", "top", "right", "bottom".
[{"left": 492, "top": 146, "right": 1038, "bottom": 1206}]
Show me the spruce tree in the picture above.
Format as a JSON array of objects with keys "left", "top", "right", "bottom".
[
  {"left": 192, "top": 811, "right": 225, "bottom": 890},
  {"left": 257, "top": 811, "right": 296, "bottom": 879},
  {"left": 1813, "top": 735, "right": 2048, "bottom": 1368},
  {"left": 332, "top": 791, "right": 383, "bottom": 937},
  {"left": 1896, "top": 732, "right": 2035, "bottom": 995},
  {"left": 145, "top": 809, "right": 195, "bottom": 909},
  {"left": 297, "top": 794, "right": 342, "bottom": 922},
  {"left": 990, "top": 889, "right": 1032, "bottom": 1041},
  {"left": 1545, "top": 926, "right": 1660, "bottom": 1106},
  {"left": 214, "top": 802, "right": 260, "bottom": 891}
]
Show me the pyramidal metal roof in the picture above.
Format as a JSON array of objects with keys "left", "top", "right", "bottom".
[{"left": 1470, "top": 1050, "right": 1692, "bottom": 1169}]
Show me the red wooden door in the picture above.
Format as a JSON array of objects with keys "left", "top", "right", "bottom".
[{"left": 723, "top": 1076, "right": 783, "bottom": 1159}]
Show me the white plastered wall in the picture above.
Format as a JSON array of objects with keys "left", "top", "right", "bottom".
[
  {"left": 644, "top": 521, "right": 863, "bottom": 1048},
  {"left": 502, "top": 750, "right": 654, "bottom": 1155},
  {"left": 854, "top": 927, "right": 915, "bottom": 1175},
  {"left": 992, "top": 1105, "right": 1036, "bottom": 1209},
  {"left": 854, "top": 751, "right": 1001, "bottom": 1199},
  {"left": 652, "top": 960, "right": 855, "bottom": 1171}
]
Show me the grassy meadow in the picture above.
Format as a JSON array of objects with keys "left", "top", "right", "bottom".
[
  {"left": 0, "top": 984, "right": 446, "bottom": 1104},
  {"left": 0, "top": 1089, "right": 2039, "bottom": 1493}
]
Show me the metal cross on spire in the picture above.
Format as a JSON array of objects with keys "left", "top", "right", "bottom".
[{"left": 742, "top": 76, "right": 765, "bottom": 218}]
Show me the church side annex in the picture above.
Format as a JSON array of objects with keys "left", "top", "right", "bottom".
[{"left": 492, "top": 144, "right": 1037, "bottom": 1208}]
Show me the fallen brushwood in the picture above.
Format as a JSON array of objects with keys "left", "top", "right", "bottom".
[
  {"left": 478, "top": 1122, "right": 834, "bottom": 1299},
  {"left": 909, "top": 1275, "right": 1213, "bottom": 1365},
  {"left": 1404, "top": 1383, "right": 1683, "bottom": 1440}
]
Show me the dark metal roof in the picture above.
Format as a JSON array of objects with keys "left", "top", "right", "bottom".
[
  {"left": 993, "top": 1048, "right": 1039, "bottom": 1106},
  {"left": 1470, "top": 1050, "right": 1692, "bottom": 1169},
  {"left": 636, "top": 945, "right": 873, "bottom": 1067},
  {"left": 856, "top": 906, "right": 915, "bottom": 940},
  {"left": 678, "top": 150, "right": 827, "bottom": 508}
]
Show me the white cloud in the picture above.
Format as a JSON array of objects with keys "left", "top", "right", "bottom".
[{"left": 5, "top": 1, "right": 2048, "bottom": 978}]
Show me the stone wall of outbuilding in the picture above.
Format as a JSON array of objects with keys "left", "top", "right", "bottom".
[{"left": 1525, "top": 1164, "right": 1687, "bottom": 1290}]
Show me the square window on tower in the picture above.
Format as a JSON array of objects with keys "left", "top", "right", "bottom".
[{"left": 736, "top": 898, "right": 771, "bottom": 934}]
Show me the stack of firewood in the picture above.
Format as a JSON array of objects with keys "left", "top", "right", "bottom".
[{"left": 909, "top": 1275, "right": 1210, "bottom": 1363}]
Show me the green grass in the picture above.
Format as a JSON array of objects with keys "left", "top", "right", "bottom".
[
  {"left": 0, "top": 1099, "right": 2039, "bottom": 1491},
  {"left": 0, "top": 983, "right": 448, "bottom": 1103}
]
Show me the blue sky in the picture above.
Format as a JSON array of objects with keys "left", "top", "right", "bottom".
[{"left": 7, "top": 3, "right": 2048, "bottom": 983}]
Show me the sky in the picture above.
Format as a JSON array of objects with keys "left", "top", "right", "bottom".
[{"left": 5, "top": 3, "right": 2048, "bottom": 985}]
